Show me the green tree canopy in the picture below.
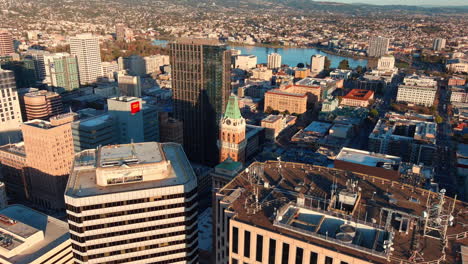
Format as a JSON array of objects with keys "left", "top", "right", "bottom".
[{"left": 338, "top": 59, "right": 350, "bottom": 70}]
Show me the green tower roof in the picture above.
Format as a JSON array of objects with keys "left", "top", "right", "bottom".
[{"left": 224, "top": 95, "right": 242, "bottom": 120}]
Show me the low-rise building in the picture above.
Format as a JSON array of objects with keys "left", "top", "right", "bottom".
[
  {"left": 446, "top": 58, "right": 468, "bottom": 73},
  {"left": 330, "top": 69, "right": 352, "bottom": 80},
  {"left": 450, "top": 86, "right": 468, "bottom": 104},
  {"left": 341, "top": 89, "right": 374, "bottom": 107},
  {"left": 0, "top": 205, "right": 72, "bottom": 264},
  {"left": 261, "top": 114, "right": 297, "bottom": 140},
  {"left": 264, "top": 89, "right": 308, "bottom": 114},
  {"left": 396, "top": 75, "right": 438, "bottom": 107},
  {"left": 234, "top": 55, "right": 257, "bottom": 70}
]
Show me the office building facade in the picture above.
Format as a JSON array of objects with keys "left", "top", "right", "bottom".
[
  {"left": 368, "top": 36, "right": 390, "bottom": 57},
  {"left": 433, "top": 38, "right": 446, "bottom": 51},
  {"left": 310, "top": 55, "right": 325, "bottom": 75},
  {"left": 107, "top": 96, "right": 159, "bottom": 144},
  {"left": 170, "top": 38, "right": 231, "bottom": 165},
  {"left": 22, "top": 90, "right": 63, "bottom": 121},
  {"left": 65, "top": 142, "right": 198, "bottom": 264},
  {"left": 0, "top": 31, "right": 14, "bottom": 56},
  {"left": 22, "top": 113, "right": 77, "bottom": 209},
  {"left": 43, "top": 53, "right": 80, "bottom": 93},
  {"left": 267, "top": 53, "right": 281, "bottom": 69},
  {"left": 0, "top": 69, "right": 22, "bottom": 145},
  {"left": 70, "top": 34, "right": 103, "bottom": 85},
  {"left": 117, "top": 73, "right": 142, "bottom": 97},
  {"left": 72, "top": 114, "right": 116, "bottom": 152}
]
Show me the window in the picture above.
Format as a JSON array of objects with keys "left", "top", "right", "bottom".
[
  {"left": 232, "top": 258, "right": 238, "bottom": 264},
  {"left": 232, "top": 227, "right": 239, "bottom": 254},
  {"left": 325, "top": 256, "right": 333, "bottom": 264},
  {"left": 310, "top": 252, "right": 318, "bottom": 264},
  {"left": 295, "top": 247, "right": 303, "bottom": 264},
  {"left": 256, "top": 234, "right": 263, "bottom": 262},
  {"left": 268, "top": 239, "right": 276, "bottom": 264},
  {"left": 340, "top": 262, "right": 349, "bottom": 264},
  {"left": 244, "top": 231, "right": 251, "bottom": 258},
  {"left": 282, "top": 243, "right": 289, "bottom": 264}
]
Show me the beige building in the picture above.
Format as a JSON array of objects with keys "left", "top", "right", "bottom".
[
  {"left": 22, "top": 90, "right": 63, "bottom": 121},
  {"left": 235, "top": 55, "right": 257, "bottom": 70},
  {"left": 0, "top": 69, "right": 22, "bottom": 145},
  {"left": 264, "top": 90, "right": 308, "bottom": 114},
  {"left": 65, "top": 142, "right": 198, "bottom": 264},
  {"left": 215, "top": 161, "right": 468, "bottom": 264},
  {"left": 377, "top": 55, "right": 395, "bottom": 71},
  {"left": 261, "top": 114, "right": 297, "bottom": 140},
  {"left": 251, "top": 67, "right": 273, "bottom": 81},
  {"left": 22, "top": 113, "right": 77, "bottom": 210},
  {"left": 267, "top": 53, "right": 281, "bottom": 69},
  {"left": 0, "top": 31, "right": 14, "bottom": 56},
  {"left": 0, "top": 204, "right": 72, "bottom": 264},
  {"left": 69, "top": 34, "right": 103, "bottom": 85}
]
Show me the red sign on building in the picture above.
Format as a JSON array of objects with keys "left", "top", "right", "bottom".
[{"left": 130, "top": 101, "right": 140, "bottom": 114}]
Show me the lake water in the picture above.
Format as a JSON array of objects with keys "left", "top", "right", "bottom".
[{"left": 152, "top": 39, "right": 367, "bottom": 68}]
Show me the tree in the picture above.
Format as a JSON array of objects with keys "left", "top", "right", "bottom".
[
  {"left": 369, "top": 109, "right": 379, "bottom": 118},
  {"left": 338, "top": 59, "right": 350, "bottom": 70},
  {"left": 297, "top": 63, "right": 305, "bottom": 68},
  {"left": 265, "top": 106, "right": 274, "bottom": 114},
  {"left": 435, "top": 115, "right": 443, "bottom": 124},
  {"left": 324, "top": 57, "right": 331, "bottom": 70},
  {"left": 356, "top": 65, "right": 363, "bottom": 74}
]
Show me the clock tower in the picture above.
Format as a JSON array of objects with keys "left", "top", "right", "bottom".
[{"left": 218, "top": 95, "right": 246, "bottom": 163}]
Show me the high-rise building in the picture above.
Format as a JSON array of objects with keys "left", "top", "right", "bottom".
[
  {"left": 0, "top": 69, "right": 22, "bottom": 145},
  {"left": 0, "top": 31, "right": 14, "bottom": 56},
  {"left": 22, "top": 90, "right": 63, "bottom": 121},
  {"left": 267, "top": 53, "right": 282, "bottom": 69},
  {"left": 43, "top": 52, "right": 80, "bottom": 93},
  {"left": 22, "top": 113, "right": 76, "bottom": 209},
  {"left": 170, "top": 38, "right": 231, "bottom": 165},
  {"left": 0, "top": 59, "right": 37, "bottom": 88},
  {"left": 214, "top": 161, "right": 467, "bottom": 264},
  {"left": 117, "top": 73, "right": 142, "bottom": 97},
  {"left": 310, "top": 54, "right": 325, "bottom": 75},
  {"left": 144, "top": 54, "right": 170, "bottom": 74},
  {"left": 118, "top": 55, "right": 145, "bottom": 76},
  {"left": 0, "top": 142, "right": 29, "bottom": 200},
  {"left": 433, "top": 38, "right": 446, "bottom": 51},
  {"left": 65, "top": 142, "right": 199, "bottom": 264},
  {"left": 69, "top": 33, "right": 103, "bottom": 85},
  {"left": 218, "top": 96, "right": 246, "bottom": 163},
  {"left": 368, "top": 36, "right": 390, "bottom": 57},
  {"left": 0, "top": 204, "right": 73, "bottom": 264},
  {"left": 107, "top": 96, "right": 159, "bottom": 144},
  {"left": 100, "top": 61, "right": 119, "bottom": 81},
  {"left": 23, "top": 49, "right": 50, "bottom": 81}
]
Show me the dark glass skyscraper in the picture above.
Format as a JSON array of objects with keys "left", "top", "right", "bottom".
[{"left": 170, "top": 39, "right": 231, "bottom": 165}]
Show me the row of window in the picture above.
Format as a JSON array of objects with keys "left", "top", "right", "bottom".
[
  {"left": 66, "top": 188, "right": 197, "bottom": 213},
  {"left": 232, "top": 227, "right": 349, "bottom": 264},
  {"left": 73, "top": 241, "right": 198, "bottom": 263},
  {"left": 68, "top": 207, "right": 197, "bottom": 233},
  {"left": 70, "top": 216, "right": 198, "bottom": 242},
  {"left": 67, "top": 199, "right": 197, "bottom": 223},
  {"left": 72, "top": 226, "right": 197, "bottom": 252}
]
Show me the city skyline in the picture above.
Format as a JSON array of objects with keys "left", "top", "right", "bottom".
[{"left": 318, "top": 0, "right": 468, "bottom": 6}]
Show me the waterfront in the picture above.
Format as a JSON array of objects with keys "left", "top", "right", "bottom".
[{"left": 152, "top": 39, "right": 368, "bottom": 68}]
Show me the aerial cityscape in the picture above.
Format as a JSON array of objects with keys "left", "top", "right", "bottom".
[{"left": 0, "top": 0, "right": 467, "bottom": 263}]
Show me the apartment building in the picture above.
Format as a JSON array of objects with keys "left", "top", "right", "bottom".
[
  {"left": 264, "top": 90, "right": 308, "bottom": 114},
  {"left": 0, "top": 69, "right": 22, "bottom": 145},
  {"left": 396, "top": 75, "right": 438, "bottom": 107}
]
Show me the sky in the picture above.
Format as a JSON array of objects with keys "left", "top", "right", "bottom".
[{"left": 317, "top": 0, "right": 467, "bottom": 6}]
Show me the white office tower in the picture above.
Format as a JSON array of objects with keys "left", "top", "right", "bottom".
[
  {"left": 433, "top": 38, "right": 446, "bottom": 51},
  {"left": 65, "top": 142, "right": 198, "bottom": 264},
  {"left": 69, "top": 34, "right": 103, "bottom": 85},
  {"left": 377, "top": 55, "right": 395, "bottom": 71},
  {"left": 267, "top": 53, "right": 281, "bottom": 69},
  {"left": 368, "top": 36, "right": 390, "bottom": 57},
  {"left": 310, "top": 54, "right": 325, "bottom": 75}
]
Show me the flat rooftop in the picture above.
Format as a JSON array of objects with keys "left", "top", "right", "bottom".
[
  {"left": 343, "top": 89, "right": 374, "bottom": 101},
  {"left": 66, "top": 142, "right": 196, "bottom": 198},
  {"left": 0, "top": 142, "right": 25, "bottom": 157},
  {"left": 336, "top": 148, "right": 401, "bottom": 168},
  {"left": 0, "top": 205, "right": 70, "bottom": 264},
  {"left": 219, "top": 161, "right": 468, "bottom": 264},
  {"left": 304, "top": 121, "right": 332, "bottom": 135}
]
